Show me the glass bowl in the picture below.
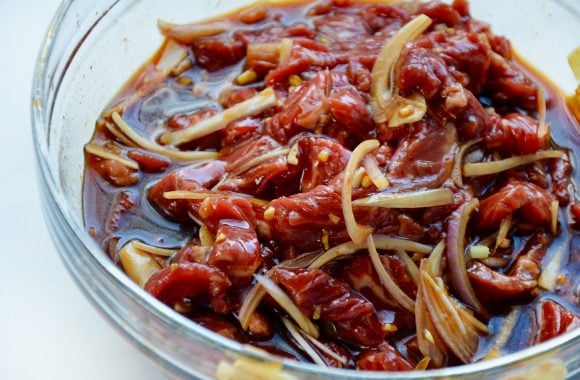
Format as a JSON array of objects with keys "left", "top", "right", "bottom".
[{"left": 31, "top": 0, "right": 580, "bottom": 379}]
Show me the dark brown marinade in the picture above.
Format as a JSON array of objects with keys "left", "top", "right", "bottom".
[{"left": 83, "top": 0, "right": 579, "bottom": 370}]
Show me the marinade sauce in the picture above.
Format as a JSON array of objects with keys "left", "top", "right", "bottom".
[{"left": 83, "top": 0, "right": 579, "bottom": 370}]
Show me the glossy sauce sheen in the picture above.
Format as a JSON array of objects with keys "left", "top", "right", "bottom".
[{"left": 83, "top": 0, "right": 579, "bottom": 370}]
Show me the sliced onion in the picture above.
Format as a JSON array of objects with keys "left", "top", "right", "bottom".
[
  {"left": 484, "top": 307, "right": 520, "bottom": 360},
  {"left": 111, "top": 112, "right": 218, "bottom": 161},
  {"left": 446, "top": 198, "right": 484, "bottom": 313},
  {"left": 104, "top": 121, "right": 138, "bottom": 147},
  {"left": 279, "top": 38, "right": 293, "bottom": 65},
  {"left": 157, "top": 19, "right": 228, "bottom": 43},
  {"left": 163, "top": 190, "right": 269, "bottom": 207},
  {"left": 255, "top": 275, "right": 319, "bottom": 338},
  {"left": 353, "top": 188, "right": 454, "bottom": 209},
  {"left": 387, "top": 93, "right": 428, "bottom": 128},
  {"left": 362, "top": 156, "right": 389, "bottom": 190},
  {"left": 452, "top": 139, "right": 481, "bottom": 187},
  {"left": 374, "top": 236, "right": 433, "bottom": 254},
  {"left": 239, "top": 284, "right": 267, "bottom": 330},
  {"left": 420, "top": 268, "right": 480, "bottom": 363},
  {"left": 342, "top": 140, "right": 379, "bottom": 245},
  {"left": 302, "top": 333, "right": 347, "bottom": 365},
  {"left": 395, "top": 249, "right": 419, "bottom": 284},
  {"left": 308, "top": 241, "right": 361, "bottom": 269},
  {"left": 84, "top": 143, "right": 139, "bottom": 170},
  {"left": 495, "top": 215, "right": 513, "bottom": 253},
  {"left": 199, "top": 224, "right": 215, "bottom": 247},
  {"left": 238, "top": 252, "right": 322, "bottom": 330},
  {"left": 415, "top": 262, "right": 446, "bottom": 367},
  {"left": 132, "top": 240, "right": 176, "bottom": 257},
  {"left": 119, "top": 242, "right": 161, "bottom": 287},
  {"left": 367, "top": 235, "right": 415, "bottom": 313},
  {"left": 539, "top": 243, "right": 566, "bottom": 291},
  {"left": 215, "top": 355, "right": 286, "bottom": 380},
  {"left": 370, "top": 14, "right": 432, "bottom": 124},
  {"left": 536, "top": 89, "right": 549, "bottom": 142},
  {"left": 281, "top": 317, "right": 326, "bottom": 367},
  {"left": 427, "top": 240, "right": 445, "bottom": 277},
  {"left": 415, "top": 356, "right": 431, "bottom": 371},
  {"left": 156, "top": 39, "right": 189, "bottom": 74},
  {"left": 463, "top": 150, "right": 565, "bottom": 177},
  {"left": 160, "top": 88, "right": 277, "bottom": 146}
]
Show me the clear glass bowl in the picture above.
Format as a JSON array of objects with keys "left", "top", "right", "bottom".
[{"left": 32, "top": 0, "right": 580, "bottom": 379}]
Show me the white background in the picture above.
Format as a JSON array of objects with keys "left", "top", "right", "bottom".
[{"left": 0, "top": 1, "right": 167, "bottom": 379}]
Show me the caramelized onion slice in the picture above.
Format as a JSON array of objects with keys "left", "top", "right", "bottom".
[
  {"left": 343, "top": 140, "right": 379, "bottom": 245},
  {"left": 367, "top": 235, "right": 415, "bottom": 313},
  {"left": 255, "top": 275, "right": 319, "bottom": 338},
  {"left": 463, "top": 150, "right": 565, "bottom": 177},
  {"left": 160, "top": 88, "right": 278, "bottom": 146},
  {"left": 353, "top": 188, "right": 454, "bottom": 209},
  {"left": 446, "top": 198, "right": 484, "bottom": 313},
  {"left": 157, "top": 19, "right": 228, "bottom": 43},
  {"left": 111, "top": 112, "right": 218, "bottom": 161},
  {"left": 370, "top": 14, "right": 432, "bottom": 124}
]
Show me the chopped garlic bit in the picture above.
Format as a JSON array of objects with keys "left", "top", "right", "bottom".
[
  {"left": 317, "top": 148, "right": 330, "bottom": 163},
  {"left": 423, "top": 328, "right": 435, "bottom": 344},
  {"left": 469, "top": 245, "right": 491, "bottom": 260},
  {"left": 287, "top": 142, "right": 299, "bottom": 165},
  {"left": 288, "top": 74, "right": 302, "bottom": 87},
  {"left": 215, "top": 233, "right": 227, "bottom": 243},
  {"left": 321, "top": 230, "right": 330, "bottom": 250},
  {"left": 328, "top": 213, "right": 341, "bottom": 224},
  {"left": 264, "top": 206, "right": 276, "bottom": 221},
  {"left": 236, "top": 69, "right": 258, "bottom": 85},
  {"left": 382, "top": 323, "right": 398, "bottom": 333}
]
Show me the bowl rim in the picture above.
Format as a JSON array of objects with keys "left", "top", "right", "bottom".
[{"left": 31, "top": 0, "right": 580, "bottom": 378}]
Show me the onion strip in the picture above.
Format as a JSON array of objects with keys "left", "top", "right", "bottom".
[
  {"left": 452, "top": 139, "right": 481, "bottom": 187},
  {"left": 302, "top": 333, "right": 347, "bottom": 365},
  {"left": 427, "top": 240, "right": 445, "bottom": 277},
  {"left": 132, "top": 240, "right": 176, "bottom": 257},
  {"left": 353, "top": 188, "right": 454, "bottom": 209},
  {"left": 119, "top": 242, "right": 161, "bottom": 287},
  {"left": 395, "top": 249, "right": 419, "bottom": 284},
  {"left": 255, "top": 275, "right": 319, "bottom": 338},
  {"left": 362, "top": 156, "right": 389, "bottom": 190},
  {"left": 163, "top": 190, "right": 269, "bottom": 206},
  {"left": 539, "top": 244, "right": 566, "bottom": 291},
  {"left": 367, "top": 235, "right": 415, "bottom": 313},
  {"left": 342, "top": 140, "right": 379, "bottom": 245},
  {"left": 84, "top": 143, "right": 139, "bottom": 170},
  {"left": 463, "top": 150, "right": 565, "bottom": 177},
  {"left": 239, "top": 285, "right": 267, "bottom": 330},
  {"left": 495, "top": 215, "right": 513, "bottom": 252},
  {"left": 446, "top": 198, "right": 484, "bottom": 313},
  {"left": 157, "top": 19, "right": 228, "bottom": 43},
  {"left": 370, "top": 15, "right": 432, "bottom": 124},
  {"left": 104, "top": 121, "right": 137, "bottom": 147},
  {"left": 537, "top": 89, "right": 549, "bottom": 142},
  {"left": 374, "top": 236, "right": 433, "bottom": 254},
  {"left": 308, "top": 241, "right": 361, "bottom": 269},
  {"left": 160, "top": 88, "right": 278, "bottom": 146},
  {"left": 112, "top": 112, "right": 218, "bottom": 161},
  {"left": 281, "top": 318, "right": 326, "bottom": 367}
]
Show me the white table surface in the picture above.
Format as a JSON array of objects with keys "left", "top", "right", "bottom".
[{"left": 0, "top": 1, "right": 168, "bottom": 379}]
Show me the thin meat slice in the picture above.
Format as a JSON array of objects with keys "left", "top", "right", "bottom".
[{"left": 477, "top": 180, "right": 555, "bottom": 230}]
